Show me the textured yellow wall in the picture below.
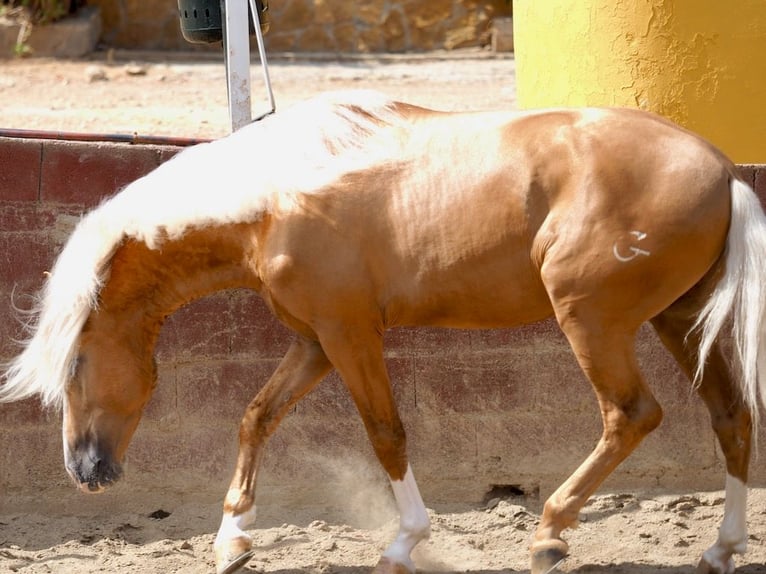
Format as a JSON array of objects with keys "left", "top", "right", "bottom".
[{"left": 514, "top": 1, "right": 766, "bottom": 162}]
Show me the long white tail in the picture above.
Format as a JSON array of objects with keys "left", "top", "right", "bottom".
[{"left": 693, "top": 177, "right": 766, "bottom": 430}]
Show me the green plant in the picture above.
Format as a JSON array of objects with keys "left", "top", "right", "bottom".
[
  {"left": 1, "top": 0, "right": 84, "bottom": 56},
  {"left": 2, "top": 0, "right": 78, "bottom": 24},
  {"left": 13, "top": 33, "right": 32, "bottom": 56}
]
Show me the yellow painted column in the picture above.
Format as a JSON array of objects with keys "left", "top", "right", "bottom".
[{"left": 513, "top": 1, "right": 766, "bottom": 163}]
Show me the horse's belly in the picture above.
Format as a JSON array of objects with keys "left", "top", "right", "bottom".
[{"left": 386, "top": 269, "right": 554, "bottom": 329}]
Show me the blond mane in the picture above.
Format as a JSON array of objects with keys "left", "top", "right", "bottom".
[{"left": 0, "top": 90, "right": 404, "bottom": 409}]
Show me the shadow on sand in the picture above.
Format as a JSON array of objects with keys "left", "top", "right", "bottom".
[{"left": 239, "top": 564, "right": 766, "bottom": 574}]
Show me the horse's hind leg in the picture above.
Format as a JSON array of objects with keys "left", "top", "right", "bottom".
[
  {"left": 652, "top": 304, "right": 752, "bottom": 574},
  {"left": 531, "top": 312, "right": 663, "bottom": 574},
  {"left": 319, "top": 329, "right": 430, "bottom": 574},
  {"left": 214, "top": 337, "right": 332, "bottom": 574}
]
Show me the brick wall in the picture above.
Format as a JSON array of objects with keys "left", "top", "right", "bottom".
[{"left": 1, "top": 137, "right": 765, "bottom": 513}]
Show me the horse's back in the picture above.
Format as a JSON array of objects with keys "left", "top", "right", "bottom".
[{"left": 257, "top": 103, "right": 735, "bottom": 335}]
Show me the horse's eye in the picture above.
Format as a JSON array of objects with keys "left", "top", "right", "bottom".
[{"left": 69, "top": 354, "right": 85, "bottom": 380}]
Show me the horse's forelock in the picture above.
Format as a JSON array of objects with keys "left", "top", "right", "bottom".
[{"left": 1, "top": 208, "right": 117, "bottom": 409}]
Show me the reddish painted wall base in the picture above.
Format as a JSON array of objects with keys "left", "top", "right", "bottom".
[{"left": 1, "top": 137, "right": 765, "bottom": 511}]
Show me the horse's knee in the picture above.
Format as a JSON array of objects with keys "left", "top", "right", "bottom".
[
  {"left": 602, "top": 392, "right": 662, "bottom": 447},
  {"left": 239, "top": 396, "right": 283, "bottom": 441},
  {"left": 367, "top": 420, "right": 409, "bottom": 480}
]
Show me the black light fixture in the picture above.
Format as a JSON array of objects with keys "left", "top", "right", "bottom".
[{"left": 178, "top": 0, "right": 269, "bottom": 44}]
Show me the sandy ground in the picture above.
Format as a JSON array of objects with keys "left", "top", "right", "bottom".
[
  {"left": 0, "top": 48, "right": 516, "bottom": 139},
  {"left": 2, "top": 50, "right": 766, "bottom": 573},
  {"left": 2, "top": 487, "right": 766, "bottom": 573}
]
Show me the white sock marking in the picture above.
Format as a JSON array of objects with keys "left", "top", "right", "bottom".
[
  {"left": 382, "top": 465, "right": 431, "bottom": 571},
  {"left": 701, "top": 474, "right": 748, "bottom": 572},
  {"left": 214, "top": 505, "right": 257, "bottom": 551}
]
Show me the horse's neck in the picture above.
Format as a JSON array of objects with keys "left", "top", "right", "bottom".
[{"left": 94, "top": 222, "right": 263, "bottom": 334}]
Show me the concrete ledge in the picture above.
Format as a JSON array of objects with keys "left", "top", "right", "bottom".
[
  {"left": 0, "top": 6, "right": 101, "bottom": 58},
  {"left": 0, "top": 136, "right": 765, "bottom": 510},
  {"left": 491, "top": 17, "right": 514, "bottom": 53}
]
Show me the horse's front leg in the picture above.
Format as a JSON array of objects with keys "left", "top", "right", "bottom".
[
  {"left": 214, "top": 337, "right": 332, "bottom": 574},
  {"left": 319, "top": 328, "right": 430, "bottom": 574}
]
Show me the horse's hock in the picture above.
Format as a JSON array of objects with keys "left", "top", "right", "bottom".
[{"left": 0, "top": 136, "right": 765, "bottom": 510}]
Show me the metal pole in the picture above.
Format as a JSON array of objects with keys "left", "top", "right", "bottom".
[
  {"left": 249, "top": 0, "right": 276, "bottom": 120},
  {"left": 223, "top": 0, "right": 252, "bottom": 131},
  {"left": 222, "top": 0, "right": 275, "bottom": 132}
]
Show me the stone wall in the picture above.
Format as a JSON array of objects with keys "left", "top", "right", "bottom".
[
  {"left": 1, "top": 135, "right": 765, "bottom": 511},
  {"left": 88, "top": 0, "right": 511, "bottom": 52}
]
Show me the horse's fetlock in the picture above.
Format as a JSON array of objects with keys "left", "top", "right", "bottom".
[
  {"left": 401, "top": 517, "right": 430, "bottom": 540},
  {"left": 223, "top": 489, "right": 256, "bottom": 519},
  {"left": 717, "top": 531, "right": 748, "bottom": 555},
  {"left": 542, "top": 495, "right": 578, "bottom": 530}
]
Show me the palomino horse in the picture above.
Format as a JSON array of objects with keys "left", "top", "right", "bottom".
[{"left": 1, "top": 90, "right": 765, "bottom": 574}]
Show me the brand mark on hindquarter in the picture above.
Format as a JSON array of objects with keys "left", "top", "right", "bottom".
[{"left": 613, "top": 230, "right": 651, "bottom": 262}]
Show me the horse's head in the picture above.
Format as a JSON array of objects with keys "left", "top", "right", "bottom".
[{"left": 62, "top": 323, "right": 158, "bottom": 493}]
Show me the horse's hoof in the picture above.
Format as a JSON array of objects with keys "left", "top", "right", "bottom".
[
  {"left": 696, "top": 556, "right": 735, "bottom": 574},
  {"left": 530, "top": 544, "right": 568, "bottom": 574},
  {"left": 215, "top": 536, "right": 255, "bottom": 574},
  {"left": 216, "top": 550, "right": 255, "bottom": 574},
  {"left": 372, "top": 556, "right": 414, "bottom": 574}
]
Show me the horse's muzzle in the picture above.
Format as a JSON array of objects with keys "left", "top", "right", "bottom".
[{"left": 65, "top": 444, "right": 123, "bottom": 493}]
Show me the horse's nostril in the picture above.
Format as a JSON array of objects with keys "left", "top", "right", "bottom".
[{"left": 92, "top": 455, "right": 122, "bottom": 487}]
